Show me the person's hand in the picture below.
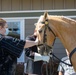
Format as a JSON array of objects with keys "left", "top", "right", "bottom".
[
  {"left": 29, "top": 52, "right": 35, "bottom": 59},
  {"left": 35, "top": 37, "right": 39, "bottom": 45}
]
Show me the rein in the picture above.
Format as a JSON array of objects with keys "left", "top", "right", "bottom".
[
  {"left": 69, "top": 48, "right": 76, "bottom": 66},
  {"left": 49, "top": 53, "right": 72, "bottom": 66}
]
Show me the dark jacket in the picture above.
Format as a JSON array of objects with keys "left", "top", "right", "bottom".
[
  {"left": 25, "top": 35, "right": 38, "bottom": 57},
  {"left": 25, "top": 35, "right": 42, "bottom": 75},
  {"left": 0, "top": 34, "right": 25, "bottom": 75}
]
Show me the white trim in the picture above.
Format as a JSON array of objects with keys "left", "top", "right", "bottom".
[
  {"left": 3, "top": 17, "right": 39, "bottom": 19},
  {"left": 20, "top": 19, "right": 25, "bottom": 40},
  {"left": 0, "top": 9, "right": 76, "bottom": 13},
  {"left": 2, "top": 15, "right": 76, "bottom": 20}
]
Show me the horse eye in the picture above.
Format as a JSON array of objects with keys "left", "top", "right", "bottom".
[{"left": 38, "top": 29, "right": 42, "bottom": 33}]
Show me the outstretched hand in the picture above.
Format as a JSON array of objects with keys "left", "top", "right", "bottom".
[{"left": 35, "top": 37, "right": 39, "bottom": 45}]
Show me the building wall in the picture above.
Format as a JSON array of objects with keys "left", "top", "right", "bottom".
[
  {"left": 0, "top": 0, "right": 76, "bottom": 11},
  {"left": 25, "top": 19, "right": 37, "bottom": 36}
]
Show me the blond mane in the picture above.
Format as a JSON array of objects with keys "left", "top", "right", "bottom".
[
  {"left": 48, "top": 15, "right": 76, "bottom": 22},
  {"left": 37, "top": 15, "right": 76, "bottom": 25}
]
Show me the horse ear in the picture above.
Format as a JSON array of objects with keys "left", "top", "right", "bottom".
[{"left": 44, "top": 11, "right": 48, "bottom": 19}]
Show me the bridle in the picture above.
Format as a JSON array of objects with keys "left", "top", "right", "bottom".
[
  {"left": 36, "top": 19, "right": 57, "bottom": 75},
  {"left": 38, "top": 18, "right": 72, "bottom": 66},
  {"left": 38, "top": 19, "right": 56, "bottom": 49}
]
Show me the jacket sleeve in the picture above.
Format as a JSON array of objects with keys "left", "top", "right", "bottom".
[{"left": 0, "top": 36, "right": 25, "bottom": 58}]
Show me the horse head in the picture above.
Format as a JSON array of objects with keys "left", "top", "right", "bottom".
[{"left": 34, "top": 12, "right": 56, "bottom": 55}]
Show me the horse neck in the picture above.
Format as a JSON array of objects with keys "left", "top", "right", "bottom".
[{"left": 49, "top": 16, "right": 76, "bottom": 53}]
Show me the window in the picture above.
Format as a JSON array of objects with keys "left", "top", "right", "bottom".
[{"left": 3, "top": 18, "right": 25, "bottom": 62}]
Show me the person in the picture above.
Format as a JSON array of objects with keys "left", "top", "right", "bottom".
[
  {"left": 0, "top": 18, "right": 38, "bottom": 75},
  {"left": 58, "top": 49, "right": 76, "bottom": 75},
  {"left": 24, "top": 35, "right": 43, "bottom": 75},
  {"left": 24, "top": 35, "right": 50, "bottom": 75}
]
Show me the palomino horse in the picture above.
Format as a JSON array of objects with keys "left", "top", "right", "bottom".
[{"left": 34, "top": 12, "right": 76, "bottom": 71}]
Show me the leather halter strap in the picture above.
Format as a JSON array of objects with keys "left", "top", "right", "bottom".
[
  {"left": 69, "top": 48, "right": 76, "bottom": 66},
  {"left": 41, "top": 19, "right": 56, "bottom": 47}
]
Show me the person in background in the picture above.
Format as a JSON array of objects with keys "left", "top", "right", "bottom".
[
  {"left": 0, "top": 18, "right": 38, "bottom": 75},
  {"left": 58, "top": 49, "right": 76, "bottom": 75},
  {"left": 24, "top": 35, "right": 43, "bottom": 75}
]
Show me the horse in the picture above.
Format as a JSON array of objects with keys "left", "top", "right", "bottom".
[{"left": 34, "top": 12, "right": 76, "bottom": 72}]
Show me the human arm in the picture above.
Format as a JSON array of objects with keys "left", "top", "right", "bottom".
[
  {"left": 24, "top": 40, "right": 38, "bottom": 48},
  {"left": 24, "top": 37, "right": 38, "bottom": 48},
  {"left": 0, "top": 35, "right": 38, "bottom": 57},
  {"left": 0, "top": 36, "right": 25, "bottom": 57}
]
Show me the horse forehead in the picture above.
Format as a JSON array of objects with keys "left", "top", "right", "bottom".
[
  {"left": 37, "top": 15, "right": 44, "bottom": 23},
  {"left": 35, "top": 15, "right": 44, "bottom": 30},
  {"left": 36, "top": 24, "right": 42, "bottom": 30}
]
